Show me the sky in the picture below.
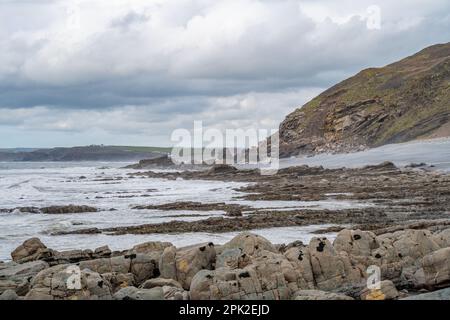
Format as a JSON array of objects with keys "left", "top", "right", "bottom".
[{"left": 0, "top": 0, "right": 449, "bottom": 148}]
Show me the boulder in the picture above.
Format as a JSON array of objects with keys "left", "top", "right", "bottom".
[
  {"left": 432, "top": 228, "right": 450, "bottom": 248},
  {"left": 0, "top": 260, "right": 49, "bottom": 296},
  {"left": 25, "top": 265, "right": 112, "bottom": 300},
  {"left": 190, "top": 250, "right": 305, "bottom": 300},
  {"left": 333, "top": 229, "right": 379, "bottom": 257},
  {"left": 79, "top": 254, "right": 158, "bottom": 286},
  {"left": 113, "top": 286, "right": 164, "bottom": 300},
  {"left": 140, "top": 278, "right": 183, "bottom": 289},
  {"left": 360, "top": 280, "right": 399, "bottom": 300},
  {"left": 293, "top": 290, "right": 354, "bottom": 300},
  {"left": 11, "top": 238, "right": 51, "bottom": 263},
  {"left": 401, "top": 287, "right": 450, "bottom": 300},
  {"left": 159, "top": 243, "right": 216, "bottom": 290},
  {"left": 161, "top": 285, "right": 189, "bottom": 300},
  {"left": 217, "top": 233, "right": 277, "bottom": 256},
  {"left": 0, "top": 289, "right": 18, "bottom": 300},
  {"left": 422, "top": 247, "right": 450, "bottom": 288},
  {"left": 308, "top": 237, "right": 364, "bottom": 291},
  {"left": 101, "top": 273, "right": 136, "bottom": 293}
]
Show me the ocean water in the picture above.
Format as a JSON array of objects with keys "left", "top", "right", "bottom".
[
  {"left": 0, "top": 162, "right": 352, "bottom": 261},
  {"left": 1, "top": 138, "right": 448, "bottom": 261}
]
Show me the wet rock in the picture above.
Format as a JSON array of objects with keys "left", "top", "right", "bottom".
[
  {"left": 293, "top": 290, "right": 354, "bottom": 300},
  {"left": 26, "top": 265, "right": 112, "bottom": 300},
  {"left": 159, "top": 243, "right": 216, "bottom": 290},
  {"left": 40, "top": 205, "right": 98, "bottom": 214},
  {"left": 360, "top": 280, "right": 399, "bottom": 300},
  {"left": 423, "top": 247, "right": 450, "bottom": 288},
  {"left": 113, "top": 286, "right": 164, "bottom": 300}
]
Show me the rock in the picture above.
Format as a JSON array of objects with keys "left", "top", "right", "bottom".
[
  {"left": 11, "top": 238, "right": 50, "bottom": 263},
  {"left": 0, "top": 260, "right": 49, "bottom": 295},
  {"left": 159, "top": 243, "right": 216, "bottom": 290},
  {"left": 26, "top": 265, "right": 112, "bottom": 300},
  {"left": 283, "top": 246, "right": 315, "bottom": 290},
  {"left": 79, "top": 254, "right": 158, "bottom": 286},
  {"left": 161, "top": 285, "right": 190, "bottom": 300},
  {"left": 140, "top": 278, "right": 183, "bottom": 289},
  {"left": 0, "top": 289, "right": 18, "bottom": 300},
  {"left": 217, "top": 233, "right": 277, "bottom": 256},
  {"left": 129, "top": 241, "right": 172, "bottom": 255},
  {"left": 207, "top": 164, "right": 237, "bottom": 175},
  {"left": 308, "top": 237, "right": 364, "bottom": 291},
  {"left": 432, "top": 228, "right": 450, "bottom": 248},
  {"left": 293, "top": 290, "right": 354, "bottom": 300},
  {"left": 216, "top": 248, "right": 252, "bottom": 270},
  {"left": 333, "top": 229, "right": 379, "bottom": 257},
  {"left": 190, "top": 250, "right": 307, "bottom": 300},
  {"left": 360, "top": 280, "right": 399, "bottom": 300},
  {"left": 40, "top": 205, "right": 98, "bottom": 214},
  {"left": 422, "top": 247, "right": 450, "bottom": 288},
  {"left": 113, "top": 286, "right": 164, "bottom": 300},
  {"left": 102, "top": 273, "right": 135, "bottom": 293},
  {"left": 94, "top": 246, "right": 111, "bottom": 258},
  {"left": 401, "top": 287, "right": 450, "bottom": 300},
  {"left": 226, "top": 208, "right": 243, "bottom": 217}
]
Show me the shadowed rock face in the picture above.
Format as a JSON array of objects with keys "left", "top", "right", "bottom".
[{"left": 278, "top": 42, "right": 450, "bottom": 157}]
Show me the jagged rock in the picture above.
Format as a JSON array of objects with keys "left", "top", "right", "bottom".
[
  {"left": 141, "top": 278, "right": 183, "bottom": 289},
  {"left": 162, "top": 286, "right": 190, "bottom": 300},
  {"left": 217, "top": 233, "right": 277, "bottom": 256},
  {"left": 0, "top": 260, "right": 49, "bottom": 295},
  {"left": 101, "top": 273, "right": 135, "bottom": 293},
  {"left": 423, "top": 247, "right": 450, "bottom": 288},
  {"left": 283, "top": 246, "right": 315, "bottom": 290},
  {"left": 360, "top": 280, "right": 399, "bottom": 300},
  {"left": 94, "top": 246, "right": 111, "bottom": 258},
  {"left": 159, "top": 243, "right": 216, "bottom": 290},
  {"left": 128, "top": 241, "right": 172, "bottom": 255},
  {"left": 79, "top": 254, "right": 158, "bottom": 286},
  {"left": 293, "top": 290, "right": 354, "bottom": 300},
  {"left": 113, "top": 286, "right": 164, "bottom": 300},
  {"left": 25, "top": 265, "right": 112, "bottom": 300},
  {"left": 216, "top": 248, "right": 251, "bottom": 269},
  {"left": 11, "top": 238, "right": 50, "bottom": 263},
  {"left": 0, "top": 289, "right": 18, "bottom": 300}
]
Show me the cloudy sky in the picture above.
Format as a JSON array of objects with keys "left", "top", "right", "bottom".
[{"left": 0, "top": 0, "right": 449, "bottom": 148}]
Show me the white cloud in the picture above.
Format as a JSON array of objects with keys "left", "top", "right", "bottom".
[{"left": 0, "top": 0, "right": 449, "bottom": 147}]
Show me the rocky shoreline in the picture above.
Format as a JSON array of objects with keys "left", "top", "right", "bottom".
[
  {"left": 48, "top": 162, "right": 450, "bottom": 236},
  {"left": 1, "top": 225, "right": 450, "bottom": 300}
]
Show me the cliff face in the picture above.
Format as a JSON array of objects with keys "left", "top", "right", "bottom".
[{"left": 279, "top": 43, "right": 450, "bottom": 157}]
